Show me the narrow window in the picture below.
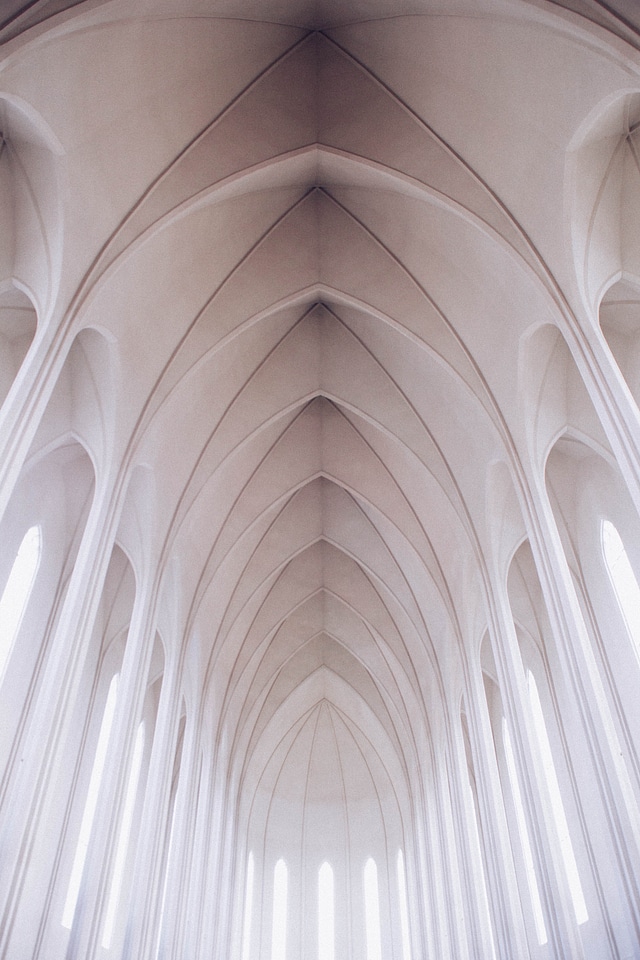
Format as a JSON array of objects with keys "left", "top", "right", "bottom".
[
  {"left": 63, "top": 673, "right": 119, "bottom": 929},
  {"left": 396, "top": 850, "right": 412, "bottom": 960},
  {"left": 602, "top": 519, "right": 640, "bottom": 664},
  {"left": 241, "top": 851, "right": 254, "bottom": 960},
  {"left": 364, "top": 858, "right": 382, "bottom": 960},
  {"left": 102, "top": 720, "right": 145, "bottom": 948},
  {"left": 318, "top": 861, "right": 334, "bottom": 960},
  {"left": 502, "top": 718, "right": 548, "bottom": 945},
  {"left": 271, "top": 858, "right": 288, "bottom": 960},
  {"left": 0, "top": 525, "right": 40, "bottom": 685},
  {"left": 528, "top": 671, "right": 588, "bottom": 924}
]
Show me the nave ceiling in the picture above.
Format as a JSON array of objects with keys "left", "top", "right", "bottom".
[{"left": 1, "top": 0, "right": 639, "bottom": 880}]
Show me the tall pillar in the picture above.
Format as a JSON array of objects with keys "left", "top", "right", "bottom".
[
  {"left": 463, "top": 656, "right": 529, "bottom": 960},
  {"left": 199, "top": 754, "right": 236, "bottom": 960},
  {"left": 122, "top": 646, "right": 184, "bottom": 960},
  {"left": 487, "top": 582, "right": 585, "bottom": 959},
  {"left": 158, "top": 712, "right": 201, "bottom": 960},
  {"left": 0, "top": 474, "right": 122, "bottom": 957},
  {"left": 447, "top": 708, "right": 497, "bottom": 960},
  {"left": 524, "top": 474, "right": 640, "bottom": 948},
  {"left": 433, "top": 744, "right": 470, "bottom": 960},
  {"left": 65, "top": 570, "right": 158, "bottom": 960}
]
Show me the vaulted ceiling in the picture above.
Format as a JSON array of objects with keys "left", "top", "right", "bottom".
[{"left": 2, "top": 0, "right": 637, "bottom": 831}]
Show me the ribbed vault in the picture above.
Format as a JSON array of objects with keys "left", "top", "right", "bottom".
[{"left": 2, "top": 3, "right": 640, "bottom": 959}]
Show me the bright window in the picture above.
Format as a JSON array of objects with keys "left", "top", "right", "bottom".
[
  {"left": 364, "top": 858, "right": 382, "bottom": 960},
  {"left": 527, "top": 671, "right": 588, "bottom": 925},
  {"left": 397, "top": 850, "right": 412, "bottom": 960},
  {"left": 0, "top": 525, "right": 41, "bottom": 685},
  {"left": 318, "top": 861, "right": 334, "bottom": 960},
  {"left": 502, "top": 718, "right": 548, "bottom": 945},
  {"left": 241, "top": 852, "right": 254, "bottom": 960},
  {"left": 63, "top": 673, "right": 119, "bottom": 929},
  {"left": 602, "top": 519, "right": 640, "bottom": 664},
  {"left": 271, "top": 858, "right": 288, "bottom": 960},
  {"left": 102, "top": 720, "right": 145, "bottom": 948}
]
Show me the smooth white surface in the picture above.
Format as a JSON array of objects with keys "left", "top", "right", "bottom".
[{"left": 0, "top": 3, "right": 639, "bottom": 959}]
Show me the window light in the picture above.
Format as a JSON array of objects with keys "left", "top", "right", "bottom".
[
  {"left": 602, "top": 519, "right": 640, "bottom": 665},
  {"left": 364, "top": 858, "right": 382, "bottom": 960},
  {"left": 318, "top": 861, "right": 334, "bottom": 960},
  {"left": 0, "top": 525, "right": 40, "bottom": 685}
]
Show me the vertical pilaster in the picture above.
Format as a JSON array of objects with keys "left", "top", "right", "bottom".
[
  {"left": 488, "top": 584, "right": 585, "bottom": 959},
  {"left": 525, "top": 475, "right": 640, "bottom": 946},
  {"left": 464, "top": 657, "right": 529, "bottom": 959},
  {"left": 0, "top": 475, "right": 122, "bottom": 957},
  {"left": 65, "top": 571, "right": 158, "bottom": 960},
  {"left": 121, "top": 647, "right": 183, "bottom": 960}
]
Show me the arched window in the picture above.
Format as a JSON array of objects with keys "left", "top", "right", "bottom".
[
  {"left": 271, "top": 858, "right": 288, "bottom": 960},
  {"left": 0, "top": 524, "right": 40, "bottom": 685},
  {"left": 396, "top": 850, "right": 412, "bottom": 960},
  {"left": 63, "top": 673, "right": 119, "bottom": 929},
  {"left": 502, "top": 717, "right": 548, "bottom": 945},
  {"left": 241, "top": 851, "right": 254, "bottom": 960},
  {"left": 602, "top": 519, "right": 640, "bottom": 665},
  {"left": 364, "top": 858, "right": 382, "bottom": 960},
  {"left": 102, "top": 720, "right": 145, "bottom": 948},
  {"left": 318, "top": 861, "right": 334, "bottom": 960},
  {"left": 527, "top": 671, "right": 588, "bottom": 924}
]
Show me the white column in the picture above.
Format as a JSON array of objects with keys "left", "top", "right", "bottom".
[
  {"left": 0, "top": 475, "right": 122, "bottom": 957},
  {"left": 525, "top": 475, "right": 640, "bottom": 939},
  {"left": 158, "top": 712, "right": 201, "bottom": 960},
  {"left": 65, "top": 570, "right": 158, "bottom": 960},
  {"left": 463, "top": 658, "right": 529, "bottom": 960},
  {"left": 433, "top": 745, "right": 470, "bottom": 960},
  {"left": 121, "top": 647, "right": 184, "bottom": 960},
  {"left": 447, "top": 711, "right": 496, "bottom": 960},
  {"left": 180, "top": 744, "right": 213, "bottom": 960},
  {"left": 488, "top": 583, "right": 585, "bottom": 959},
  {"left": 421, "top": 750, "right": 453, "bottom": 960},
  {"left": 199, "top": 756, "right": 236, "bottom": 960}
]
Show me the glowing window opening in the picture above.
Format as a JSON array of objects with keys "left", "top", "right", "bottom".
[
  {"left": 241, "top": 851, "right": 254, "bottom": 960},
  {"left": 502, "top": 718, "right": 548, "bottom": 945},
  {"left": 102, "top": 720, "right": 145, "bottom": 948},
  {"left": 527, "top": 671, "right": 588, "bottom": 925},
  {"left": 62, "top": 673, "right": 119, "bottom": 929},
  {"left": 0, "top": 525, "right": 41, "bottom": 685},
  {"left": 364, "top": 858, "right": 382, "bottom": 960},
  {"left": 397, "top": 850, "right": 412, "bottom": 960},
  {"left": 271, "top": 858, "right": 288, "bottom": 960},
  {"left": 318, "top": 861, "right": 334, "bottom": 960},
  {"left": 602, "top": 519, "right": 640, "bottom": 665}
]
